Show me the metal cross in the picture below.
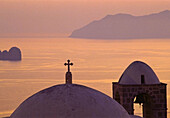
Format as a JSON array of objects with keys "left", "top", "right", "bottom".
[{"left": 64, "top": 59, "right": 73, "bottom": 72}]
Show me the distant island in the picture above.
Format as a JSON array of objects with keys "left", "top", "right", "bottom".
[
  {"left": 0, "top": 47, "right": 22, "bottom": 61},
  {"left": 70, "top": 10, "right": 170, "bottom": 39}
]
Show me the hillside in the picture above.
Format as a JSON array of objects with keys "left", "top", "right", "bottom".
[{"left": 70, "top": 10, "right": 170, "bottom": 39}]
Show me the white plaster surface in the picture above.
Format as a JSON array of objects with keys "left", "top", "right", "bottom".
[
  {"left": 130, "top": 115, "right": 143, "bottom": 118},
  {"left": 119, "top": 61, "right": 160, "bottom": 85},
  {"left": 10, "top": 84, "right": 130, "bottom": 118}
]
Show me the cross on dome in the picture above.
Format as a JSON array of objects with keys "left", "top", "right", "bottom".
[{"left": 64, "top": 59, "right": 73, "bottom": 72}]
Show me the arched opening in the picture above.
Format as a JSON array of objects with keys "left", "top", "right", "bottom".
[
  {"left": 115, "top": 92, "right": 120, "bottom": 103},
  {"left": 133, "top": 93, "right": 152, "bottom": 118},
  {"left": 133, "top": 96, "right": 143, "bottom": 117}
]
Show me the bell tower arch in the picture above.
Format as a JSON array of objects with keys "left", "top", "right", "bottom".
[{"left": 113, "top": 61, "right": 167, "bottom": 118}]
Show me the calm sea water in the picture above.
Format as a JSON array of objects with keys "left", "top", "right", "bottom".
[{"left": 0, "top": 38, "right": 170, "bottom": 117}]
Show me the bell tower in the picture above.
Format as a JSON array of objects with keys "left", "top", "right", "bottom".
[{"left": 112, "top": 61, "right": 167, "bottom": 118}]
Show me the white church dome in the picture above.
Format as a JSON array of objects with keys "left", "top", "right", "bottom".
[
  {"left": 10, "top": 84, "right": 130, "bottom": 118},
  {"left": 118, "top": 61, "right": 160, "bottom": 85},
  {"left": 130, "top": 115, "right": 143, "bottom": 118}
]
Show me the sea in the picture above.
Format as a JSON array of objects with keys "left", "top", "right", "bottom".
[{"left": 0, "top": 37, "right": 170, "bottom": 117}]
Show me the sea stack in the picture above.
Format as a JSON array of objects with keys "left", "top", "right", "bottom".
[{"left": 0, "top": 47, "right": 22, "bottom": 61}]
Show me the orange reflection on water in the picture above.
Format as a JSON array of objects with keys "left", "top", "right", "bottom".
[{"left": 0, "top": 38, "right": 170, "bottom": 117}]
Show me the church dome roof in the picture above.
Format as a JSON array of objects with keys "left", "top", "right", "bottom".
[
  {"left": 118, "top": 61, "right": 160, "bottom": 85},
  {"left": 10, "top": 84, "right": 130, "bottom": 118},
  {"left": 130, "top": 115, "right": 142, "bottom": 118}
]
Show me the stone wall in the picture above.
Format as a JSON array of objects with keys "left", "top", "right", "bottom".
[{"left": 113, "top": 82, "right": 167, "bottom": 118}]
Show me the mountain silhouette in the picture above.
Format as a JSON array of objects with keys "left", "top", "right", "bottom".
[{"left": 70, "top": 10, "right": 170, "bottom": 39}]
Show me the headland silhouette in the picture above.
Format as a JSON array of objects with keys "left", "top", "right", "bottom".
[{"left": 70, "top": 10, "right": 170, "bottom": 39}]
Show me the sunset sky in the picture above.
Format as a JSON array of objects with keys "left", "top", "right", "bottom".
[
  {"left": 0, "top": 0, "right": 170, "bottom": 36},
  {"left": 1, "top": 0, "right": 170, "bottom": 117}
]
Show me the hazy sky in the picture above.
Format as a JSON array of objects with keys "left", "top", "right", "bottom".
[{"left": 0, "top": 0, "right": 170, "bottom": 36}]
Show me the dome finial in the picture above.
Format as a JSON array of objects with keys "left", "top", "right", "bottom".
[{"left": 64, "top": 59, "right": 73, "bottom": 84}]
